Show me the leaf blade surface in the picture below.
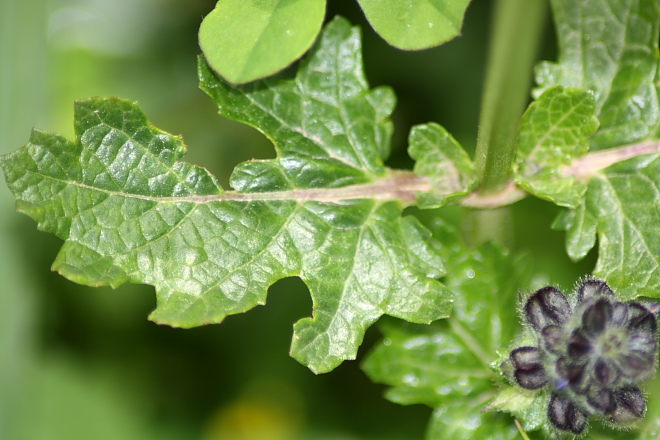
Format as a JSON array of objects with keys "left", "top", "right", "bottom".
[
  {"left": 357, "top": 0, "right": 471, "bottom": 50},
  {"left": 1, "top": 17, "right": 455, "bottom": 374},
  {"left": 198, "top": 0, "right": 325, "bottom": 84},
  {"left": 362, "top": 221, "right": 532, "bottom": 439}
]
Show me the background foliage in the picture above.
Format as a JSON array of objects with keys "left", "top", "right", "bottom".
[{"left": 0, "top": 0, "right": 606, "bottom": 439}]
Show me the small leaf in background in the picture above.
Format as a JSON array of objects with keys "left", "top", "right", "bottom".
[
  {"left": 535, "top": 0, "right": 660, "bottom": 150},
  {"left": 515, "top": 85, "right": 598, "bottom": 208},
  {"left": 357, "top": 0, "right": 472, "bottom": 50},
  {"left": 198, "top": 0, "right": 325, "bottom": 84},
  {"left": 408, "top": 123, "right": 477, "bottom": 209},
  {"left": 551, "top": 204, "right": 597, "bottom": 262},
  {"left": 362, "top": 220, "right": 533, "bottom": 440},
  {"left": 1, "top": 17, "right": 460, "bottom": 374}
]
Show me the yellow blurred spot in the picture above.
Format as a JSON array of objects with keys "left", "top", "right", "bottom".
[{"left": 204, "top": 380, "right": 304, "bottom": 440}]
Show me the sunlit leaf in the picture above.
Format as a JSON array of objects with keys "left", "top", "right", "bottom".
[
  {"left": 199, "top": 0, "right": 325, "bottom": 84},
  {"left": 0, "top": 17, "right": 461, "bottom": 374},
  {"left": 357, "top": 0, "right": 472, "bottom": 50}
]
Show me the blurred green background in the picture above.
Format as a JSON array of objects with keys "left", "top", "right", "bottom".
[{"left": 0, "top": 0, "right": 596, "bottom": 439}]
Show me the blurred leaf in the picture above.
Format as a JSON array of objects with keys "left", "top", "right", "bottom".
[
  {"left": 356, "top": 0, "right": 472, "bottom": 50},
  {"left": 199, "top": 0, "right": 325, "bottom": 84},
  {"left": 535, "top": 0, "right": 660, "bottom": 150},
  {"left": 408, "top": 123, "right": 477, "bottom": 209},
  {"left": 515, "top": 85, "right": 598, "bottom": 208},
  {"left": 0, "top": 17, "right": 458, "bottom": 374},
  {"left": 362, "top": 220, "right": 532, "bottom": 439},
  {"left": 23, "top": 355, "right": 170, "bottom": 440}
]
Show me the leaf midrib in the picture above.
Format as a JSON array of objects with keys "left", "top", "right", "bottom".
[{"left": 31, "top": 169, "right": 430, "bottom": 204}]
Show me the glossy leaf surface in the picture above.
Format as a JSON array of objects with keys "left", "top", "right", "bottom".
[
  {"left": 0, "top": 18, "right": 466, "bottom": 374},
  {"left": 362, "top": 221, "right": 532, "bottom": 439},
  {"left": 535, "top": 0, "right": 660, "bottom": 150},
  {"left": 534, "top": 0, "right": 660, "bottom": 299},
  {"left": 515, "top": 85, "right": 598, "bottom": 208}
]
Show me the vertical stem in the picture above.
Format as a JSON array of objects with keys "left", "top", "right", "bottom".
[
  {"left": 468, "top": 0, "right": 547, "bottom": 246},
  {"left": 474, "top": 0, "right": 548, "bottom": 195}
]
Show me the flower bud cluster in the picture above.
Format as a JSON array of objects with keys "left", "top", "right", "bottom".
[{"left": 508, "top": 280, "right": 658, "bottom": 434}]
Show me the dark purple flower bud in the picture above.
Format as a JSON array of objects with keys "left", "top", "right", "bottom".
[
  {"left": 594, "top": 359, "right": 620, "bottom": 387},
  {"left": 567, "top": 328, "right": 592, "bottom": 360},
  {"left": 627, "top": 303, "right": 658, "bottom": 334},
  {"left": 510, "top": 346, "right": 548, "bottom": 390},
  {"left": 582, "top": 298, "right": 612, "bottom": 336},
  {"left": 587, "top": 387, "right": 616, "bottom": 415},
  {"left": 557, "top": 356, "right": 588, "bottom": 394},
  {"left": 541, "top": 325, "right": 564, "bottom": 354},
  {"left": 618, "top": 352, "right": 655, "bottom": 381},
  {"left": 611, "top": 302, "right": 629, "bottom": 326},
  {"left": 609, "top": 386, "right": 646, "bottom": 426},
  {"left": 525, "top": 287, "right": 571, "bottom": 331},
  {"left": 577, "top": 279, "right": 614, "bottom": 302},
  {"left": 548, "top": 393, "right": 588, "bottom": 434},
  {"left": 627, "top": 332, "right": 657, "bottom": 356}
]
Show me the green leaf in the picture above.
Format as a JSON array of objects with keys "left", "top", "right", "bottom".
[
  {"left": 536, "top": 0, "right": 660, "bottom": 300},
  {"left": 198, "top": 0, "right": 325, "bottom": 84},
  {"left": 551, "top": 204, "right": 597, "bottom": 261},
  {"left": 515, "top": 85, "right": 599, "bottom": 208},
  {"left": 578, "top": 161, "right": 660, "bottom": 300},
  {"left": 362, "top": 220, "right": 532, "bottom": 439},
  {"left": 408, "top": 123, "right": 477, "bottom": 209},
  {"left": 357, "top": 0, "right": 471, "bottom": 50},
  {"left": 0, "top": 17, "right": 455, "bottom": 374},
  {"left": 484, "top": 386, "right": 547, "bottom": 434},
  {"left": 535, "top": 0, "right": 660, "bottom": 150}
]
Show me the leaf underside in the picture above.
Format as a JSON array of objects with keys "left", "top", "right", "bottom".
[{"left": 0, "top": 17, "right": 469, "bottom": 374}]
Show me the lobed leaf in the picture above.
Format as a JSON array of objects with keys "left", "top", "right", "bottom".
[
  {"left": 557, "top": 159, "right": 660, "bottom": 300},
  {"left": 536, "top": 0, "right": 660, "bottom": 300},
  {"left": 535, "top": 0, "right": 660, "bottom": 150},
  {"left": 408, "top": 123, "right": 477, "bottom": 209},
  {"left": 515, "top": 85, "right": 598, "bottom": 208},
  {"left": 0, "top": 17, "right": 461, "bottom": 374},
  {"left": 356, "top": 0, "right": 472, "bottom": 50},
  {"left": 362, "top": 220, "right": 532, "bottom": 439},
  {"left": 198, "top": 0, "right": 325, "bottom": 84}
]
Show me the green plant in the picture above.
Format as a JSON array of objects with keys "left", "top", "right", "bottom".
[
  {"left": 3, "top": 0, "right": 660, "bottom": 438},
  {"left": 199, "top": 0, "right": 472, "bottom": 83}
]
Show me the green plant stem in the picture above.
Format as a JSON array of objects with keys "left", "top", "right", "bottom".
[
  {"left": 469, "top": 0, "right": 547, "bottom": 246},
  {"left": 474, "top": 0, "right": 547, "bottom": 194}
]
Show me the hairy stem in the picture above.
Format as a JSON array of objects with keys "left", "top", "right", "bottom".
[
  {"left": 469, "top": 0, "right": 547, "bottom": 246},
  {"left": 473, "top": 0, "right": 547, "bottom": 195},
  {"left": 463, "top": 140, "right": 660, "bottom": 208}
]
